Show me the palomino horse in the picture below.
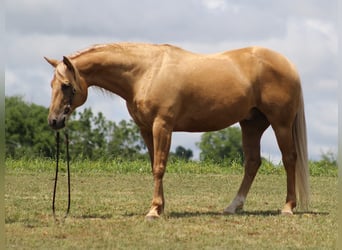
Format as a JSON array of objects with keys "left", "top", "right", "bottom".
[{"left": 45, "top": 42, "right": 309, "bottom": 219}]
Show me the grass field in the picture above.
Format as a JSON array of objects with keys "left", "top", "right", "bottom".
[{"left": 5, "top": 159, "right": 338, "bottom": 249}]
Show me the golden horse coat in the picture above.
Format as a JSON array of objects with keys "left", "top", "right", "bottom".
[{"left": 45, "top": 43, "right": 309, "bottom": 218}]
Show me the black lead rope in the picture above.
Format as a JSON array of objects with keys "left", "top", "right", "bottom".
[{"left": 52, "top": 130, "right": 71, "bottom": 222}]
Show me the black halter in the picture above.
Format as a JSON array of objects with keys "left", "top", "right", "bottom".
[
  {"left": 52, "top": 130, "right": 71, "bottom": 222},
  {"left": 62, "top": 83, "right": 76, "bottom": 115},
  {"left": 52, "top": 83, "right": 74, "bottom": 222}
]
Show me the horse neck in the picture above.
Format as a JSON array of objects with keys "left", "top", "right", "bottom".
[{"left": 72, "top": 45, "right": 153, "bottom": 101}]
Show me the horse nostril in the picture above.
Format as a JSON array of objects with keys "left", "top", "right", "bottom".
[
  {"left": 48, "top": 117, "right": 66, "bottom": 130},
  {"left": 49, "top": 118, "right": 57, "bottom": 127}
]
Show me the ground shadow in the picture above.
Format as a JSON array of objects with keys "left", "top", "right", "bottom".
[
  {"left": 168, "top": 211, "right": 223, "bottom": 218},
  {"left": 122, "top": 212, "right": 148, "bottom": 217},
  {"left": 73, "top": 210, "right": 330, "bottom": 220},
  {"left": 293, "top": 211, "right": 330, "bottom": 216},
  {"left": 167, "top": 210, "right": 330, "bottom": 218},
  {"left": 75, "top": 213, "right": 113, "bottom": 220},
  {"left": 236, "top": 210, "right": 329, "bottom": 216}
]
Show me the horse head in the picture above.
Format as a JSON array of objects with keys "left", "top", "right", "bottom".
[{"left": 45, "top": 56, "right": 88, "bottom": 130}]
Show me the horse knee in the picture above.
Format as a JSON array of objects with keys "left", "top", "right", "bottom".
[
  {"left": 244, "top": 157, "right": 261, "bottom": 176},
  {"left": 247, "top": 157, "right": 261, "bottom": 168},
  {"left": 153, "top": 164, "right": 165, "bottom": 179}
]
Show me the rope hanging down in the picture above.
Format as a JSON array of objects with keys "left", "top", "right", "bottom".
[{"left": 52, "top": 131, "right": 71, "bottom": 221}]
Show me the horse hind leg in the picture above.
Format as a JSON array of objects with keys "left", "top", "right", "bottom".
[
  {"left": 272, "top": 125, "right": 297, "bottom": 215},
  {"left": 224, "top": 109, "right": 270, "bottom": 214}
]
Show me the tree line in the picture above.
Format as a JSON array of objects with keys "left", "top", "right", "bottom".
[{"left": 5, "top": 96, "right": 243, "bottom": 163}]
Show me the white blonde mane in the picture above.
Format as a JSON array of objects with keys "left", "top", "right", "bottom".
[
  {"left": 67, "top": 43, "right": 183, "bottom": 60},
  {"left": 68, "top": 44, "right": 115, "bottom": 59}
]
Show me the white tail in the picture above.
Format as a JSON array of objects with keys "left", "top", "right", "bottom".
[{"left": 293, "top": 90, "right": 310, "bottom": 210}]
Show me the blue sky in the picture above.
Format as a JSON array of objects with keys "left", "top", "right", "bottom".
[{"left": 5, "top": 0, "right": 338, "bottom": 161}]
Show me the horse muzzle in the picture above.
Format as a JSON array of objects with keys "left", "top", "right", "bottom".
[{"left": 48, "top": 116, "right": 66, "bottom": 130}]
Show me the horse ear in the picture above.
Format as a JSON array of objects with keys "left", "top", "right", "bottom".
[
  {"left": 63, "top": 56, "right": 76, "bottom": 80},
  {"left": 44, "top": 57, "right": 59, "bottom": 68}
]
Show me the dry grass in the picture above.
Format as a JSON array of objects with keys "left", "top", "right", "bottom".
[{"left": 5, "top": 164, "right": 338, "bottom": 249}]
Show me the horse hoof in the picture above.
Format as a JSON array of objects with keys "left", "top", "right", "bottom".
[
  {"left": 223, "top": 207, "right": 238, "bottom": 215},
  {"left": 281, "top": 209, "right": 293, "bottom": 216},
  {"left": 145, "top": 209, "right": 161, "bottom": 220},
  {"left": 223, "top": 204, "right": 243, "bottom": 215},
  {"left": 145, "top": 214, "right": 160, "bottom": 220}
]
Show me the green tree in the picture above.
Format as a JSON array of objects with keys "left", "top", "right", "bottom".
[
  {"left": 197, "top": 126, "right": 243, "bottom": 164},
  {"left": 315, "top": 150, "right": 337, "bottom": 168},
  {"left": 107, "top": 120, "right": 146, "bottom": 160},
  {"left": 170, "top": 145, "right": 193, "bottom": 161},
  {"left": 5, "top": 96, "right": 150, "bottom": 161},
  {"left": 5, "top": 96, "right": 55, "bottom": 158},
  {"left": 67, "top": 108, "right": 95, "bottom": 159},
  {"left": 67, "top": 108, "right": 113, "bottom": 160}
]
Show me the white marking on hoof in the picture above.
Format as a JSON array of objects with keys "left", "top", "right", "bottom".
[
  {"left": 281, "top": 209, "right": 294, "bottom": 216},
  {"left": 145, "top": 214, "right": 160, "bottom": 220},
  {"left": 281, "top": 203, "right": 294, "bottom": 215},
  {"left": 223, "top": 207, "right": 236, "bottom": 215},
  {"left": 145, "top": 207, "right": 162, "bottom": 220},
  {"left": 223, "top": 195, "right": 245, "bottom": 215}
]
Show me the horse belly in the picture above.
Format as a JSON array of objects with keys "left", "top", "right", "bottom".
[
  {"left": 173, "top": 102, "right": 250, "bottom": 132},
  {"left": 174, "top": 117, "right": 236, "bottom": 132}
]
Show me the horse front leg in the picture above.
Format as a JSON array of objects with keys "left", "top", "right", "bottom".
[
  {"left": 140, "top": 128, "right": 154, "bottom": 171},
  {"left": 146, "top": 118, "right": 172, "bottom": 219}
]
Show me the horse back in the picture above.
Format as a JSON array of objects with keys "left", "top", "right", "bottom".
[{"left": 132, "top": 46, "right": 301, "bottom": 131}]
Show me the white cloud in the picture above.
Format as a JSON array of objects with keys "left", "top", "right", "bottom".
[
  {"left": 5, "top": 68, "right": 51, "bottom": 105},
  {"left": 305, "top": 19, "right": 338, "bottom": 47},
  {"left": 201, "top": 0, "right": 228, "bottom": 11}
]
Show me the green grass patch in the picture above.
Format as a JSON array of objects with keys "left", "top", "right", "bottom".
[
  {"left": 5, "top": 159, "right": 338, "bottom": 249},
  {"left": 5, "top": 157, "right": 337, "bottom": 176}
]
